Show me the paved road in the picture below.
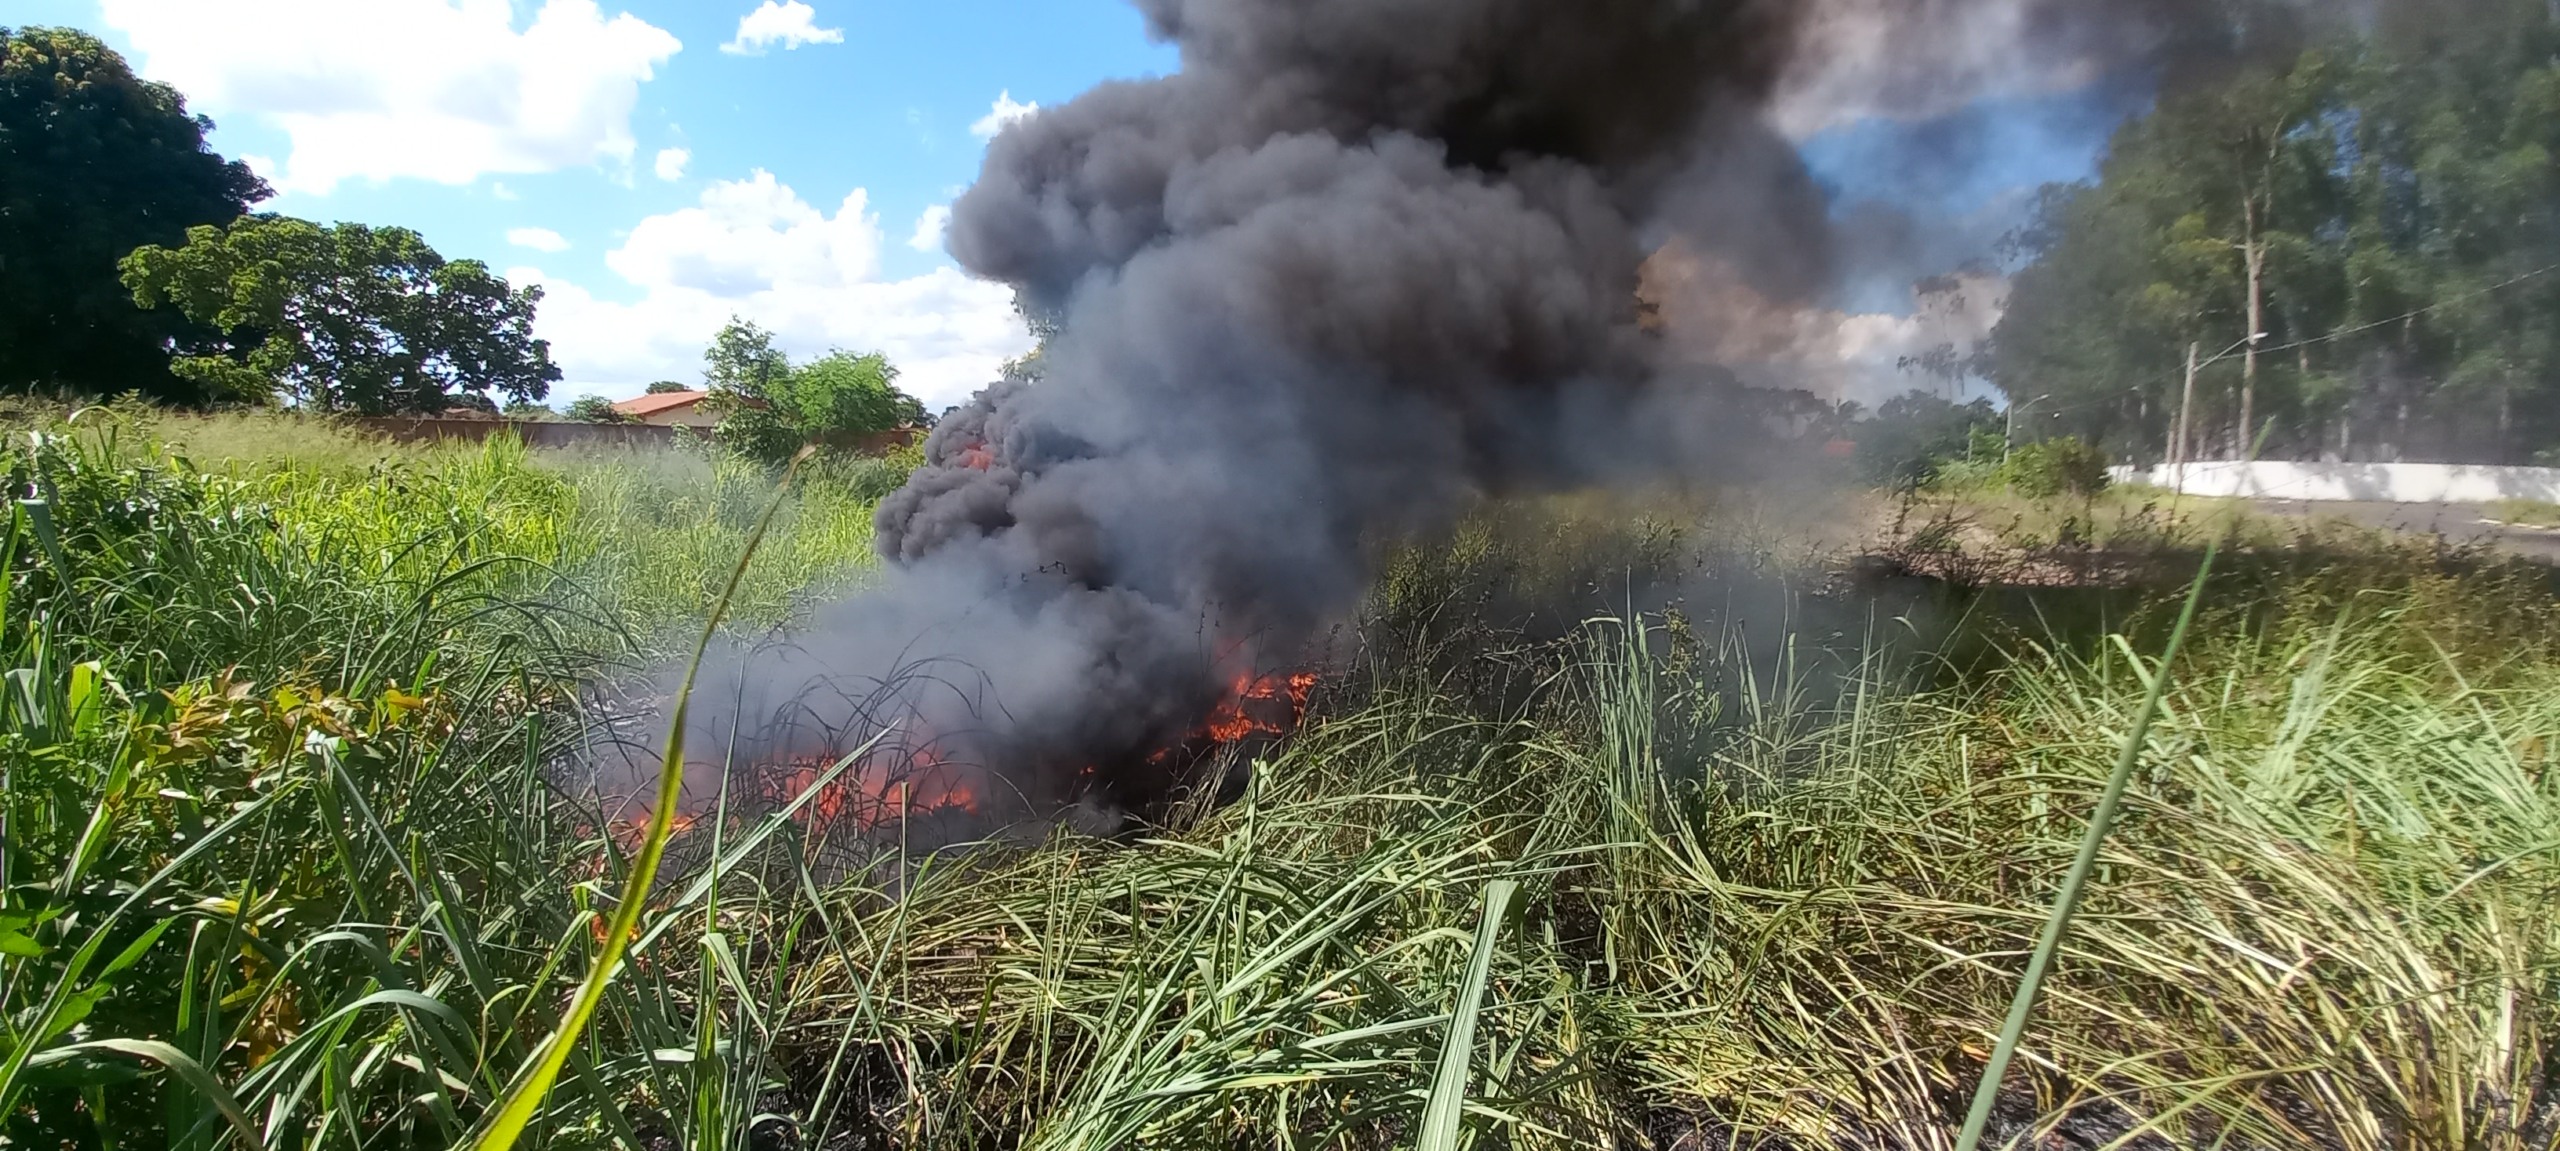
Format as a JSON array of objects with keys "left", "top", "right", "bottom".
[{"left": 2247, "top": 499, "right": 2560, "bottom": 563}]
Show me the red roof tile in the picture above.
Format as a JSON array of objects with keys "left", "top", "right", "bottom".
[{"left": 613, "top": 390, "right": 708, "bottom": 417}]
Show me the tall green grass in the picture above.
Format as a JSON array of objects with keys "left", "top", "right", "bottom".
[{"left": 4, "top": 412, "right": 2557, "bottom": 1149}]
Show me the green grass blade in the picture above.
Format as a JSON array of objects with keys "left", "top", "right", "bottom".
[
  {"left": 31, "top": 1039, "right": 259, "bottom": 1146},
  {"left": 0, "top": 783, "right": 293, "bottom": 1118},
  {"left": 1951, "top": 538, "right": 2222, "bottom": 1151},
  {"left": 466, "top": 449, "right": 810, "bottom": 1151},
  {"left": 1417, "top": 877, "right": 1519, "bottom": 1151}
]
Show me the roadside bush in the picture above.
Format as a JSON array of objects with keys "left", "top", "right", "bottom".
[{"left": 1998, "top": 436, "right": 2109, "bottom": 498}]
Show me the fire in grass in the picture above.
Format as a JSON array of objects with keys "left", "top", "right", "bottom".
[{"left": 606, "top": 667, "right": 1322, "bottom": 852}]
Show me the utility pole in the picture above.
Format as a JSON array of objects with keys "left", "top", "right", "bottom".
[
  {"left": 2239, "top": 224, "right": 2265, "bottom": 453},
  {"left": 2172, "top": 332, "right": 2267, "bottom": 490},
  {"left": 2006, "top": 394, "right": 2053, "bottom": 462},
  {"left": 2174, "top": 341, "right": 2200, "bottom": 486}
]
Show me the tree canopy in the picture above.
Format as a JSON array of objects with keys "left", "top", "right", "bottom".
[
  {"left": 701, "top": 318, "right": 925, "bottom": 464},
  {"left": 562, "top": 395, "right": 634, "bottom": 424},
  {"left": 1991, "top": 0, "right": 2560, "bottom": 464},
  {"left": 0, "top": 25, "right": 268, "bottom": 399},
  {"left": 1850, "top": 391, "right": 2003, "bottom": 489},
  {"left": 120, "top": 215, "right": 561, "bottom": 414}
]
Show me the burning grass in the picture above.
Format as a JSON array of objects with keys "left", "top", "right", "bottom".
[{"left": 7, "top": 419, "right": 2560, "bottom": 1149}]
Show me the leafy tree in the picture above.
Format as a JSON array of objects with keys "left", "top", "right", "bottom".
[
  {"left": 699, "top": 318, "right": 924, "bottom": 465},
  {"left": 562, "top": 395, "right": 633, "bottom": 424},
  {"left": 703, "top": 318, "right": 790, "bottom": 395},
  {"left": 1993, "top": 0, "right": 2560, "bottom": 464},
  {"left": 644, "top": 380, "right": 690, "bottom": 394},
  {"left": 0, "top": 26, "right": 268, "bottom": 400},
  {"left": 1001, "top": 296, "right": 1061, "bottom": 384},
  {"left": 503, "top": 399, "right": 556, "bottom": 420},
  {"left": 1850, "top": 391, "right": 2002, "bottom": 490},
  {"left": 120, "top": 215, "right": 561, "bottom": 414}
]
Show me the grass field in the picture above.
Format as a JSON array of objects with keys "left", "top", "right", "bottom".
[{"left": 4, "top": 409, "right": 2558, "bottom": 1150}]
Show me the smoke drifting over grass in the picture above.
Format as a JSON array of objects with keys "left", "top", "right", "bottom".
[{"left": 682, "top": 0, "right": 2290, "bottom": 822}]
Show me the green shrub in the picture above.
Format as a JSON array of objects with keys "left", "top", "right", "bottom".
[
  {"left": 562, "top": 394, "right": 635, "bottom": 424},
  {"left": 1998, "top": 436, "right": 2110, "bottom": 498},
  {"left": 839, "top": 441, "right": 924, "bottom": 503}
]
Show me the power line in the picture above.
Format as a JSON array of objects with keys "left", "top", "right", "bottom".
[
  {"left": 2258, "top": 259, "right": 2560, "bottom": 358},
  {"left": 2024, "top": 257, "right": 2560, "bottom": 422}
]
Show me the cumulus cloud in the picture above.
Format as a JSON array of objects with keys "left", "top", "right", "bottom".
[
  {"left": 907, "top": 205, "right": 952, "bottom": 253},
  {"left": 98, "top": 0, "right": 680, "bottom": 195},
  {"left": 969, "top": 91, "right": 1039, "bottom": 139},
  {"left": 522, "top": 172, "right": 1030, "bottom": 409},
  {"left": 607, "top": 169, "right": 882, "bottom": 295},
  {"left": 721, "top": 1, "right": 843, "bottom": 55},
  {"left": 653, "top": 147, "right": 690, "bottom": 181},
  {"left": 507, "top": 227, "right": 572, "bottom": 252}
]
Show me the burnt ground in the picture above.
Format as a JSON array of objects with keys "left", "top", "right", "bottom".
[{"left": 2246, "top": 499, "right": 2560, "bottom": 563}]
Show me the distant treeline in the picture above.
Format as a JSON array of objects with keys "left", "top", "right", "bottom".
[
  {"left": 0, "top": 26, "right": 927, "bottom": 462},
  {"left": 1992, "top": 0, "right": 2560, "bottom": 465}
]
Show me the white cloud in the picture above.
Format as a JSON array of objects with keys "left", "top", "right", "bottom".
[
  {"left": 970, "top": 90, "right": 1039, "bottom": 139},
  {"left": 490, "top": 181, "right": 521, "bottom": 201},
  {"left": 907, "top": 205, "right": 952, "bottom": 253},
  {"left": 653, "top": 146, "right": 690, "bottom": 181},
  {"left": 98, "top": 0, "right": 681, "bottom": 195},
  {"left": 508, "top": 227, "right": 572, "bottom": 253},
  {"left": 522, "top": 172, "right": 1031, "bottom": 410},
  {"left": 722, "top": 1, "right": 843, "bottom": 55},
  {"left": 608, "top": 169, "right": 883, "bottom": 295}
]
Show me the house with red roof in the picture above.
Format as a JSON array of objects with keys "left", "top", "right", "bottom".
[{"left": 610, "top": 390, "right": 719, "bottom": 428}]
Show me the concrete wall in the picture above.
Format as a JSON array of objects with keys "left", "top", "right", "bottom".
[
  {"left": 354, "top": 419, "right": 682, "bottom": 449},
  {"left": 2112, "top": 461, "right": 2560, "bottom": 504},
  {"left": 354, "top": 419, "right": 922, "bottom": 454}
]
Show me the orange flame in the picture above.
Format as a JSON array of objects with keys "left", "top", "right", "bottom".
[
  {"left": 1201, "top": 670, "right": 1320, "bottom": 744},
  {"left": 761, "top": 743, "right": 986, "bottom": 834},
  {"left": 608, "top": 810, "right": 696, "bottom": 853},
  {"left": 957, "top": 440, "right": 995, "bottom": 471},
  {"left": 604, "top": 741, "right": 990, "bottom": 853},
  {"left": 607, "top": 667, "right": 1318, "bottom": 847}
]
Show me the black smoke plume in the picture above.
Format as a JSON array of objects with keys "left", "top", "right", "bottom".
[{"left": 669, "top": 0, "right": 2277, "bottom": 826}]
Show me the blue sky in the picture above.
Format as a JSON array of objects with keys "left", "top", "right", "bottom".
[
  {"left": 19, "top": 0, "right": 2117, "bottom": 408},
  {"left": 19, "top": 0, "right": 1180, "bottom": 407}
]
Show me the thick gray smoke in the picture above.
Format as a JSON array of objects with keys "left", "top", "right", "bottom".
[{"left": 674, "top": 0, "right": 2278, "bottom": 822}]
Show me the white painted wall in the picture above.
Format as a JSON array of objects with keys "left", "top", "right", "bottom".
[{"left": 2111, "top": 461, "right": 2560, "bottom": 504}]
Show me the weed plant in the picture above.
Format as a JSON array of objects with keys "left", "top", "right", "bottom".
[{"left": 2, "top": 413, "right": 2556, "bottom": 1150}]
